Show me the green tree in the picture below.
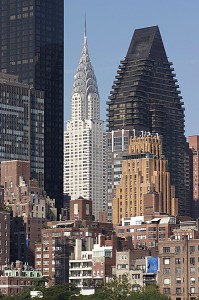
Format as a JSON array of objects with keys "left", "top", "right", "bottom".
[
  {"left": 41, "top": 283, "right": 80, "bottom": 300},
  {"left": 127, "top": 285, "right": 170, "bottom": 300},
  {"left": 85, "top": 275, "right": 131, "bottom": 300}
]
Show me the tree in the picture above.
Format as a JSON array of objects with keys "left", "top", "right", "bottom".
[
  {"left": 41, "top": 283, "right": 80, "bottom": 300},
  {"left": 127, "top": 285, "right": 170, "bottom": 300},
  {"left": 85, "top": 275, "right": 131, "bottom": 300}
]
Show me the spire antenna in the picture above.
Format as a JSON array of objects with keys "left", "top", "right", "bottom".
[{"left": 84, "top": 12, "right": 87, "bottom": 38}]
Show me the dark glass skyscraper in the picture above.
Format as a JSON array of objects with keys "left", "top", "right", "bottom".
[
  {"left": 0, "top": 0, "right": 64, "bottom": 212},
  {"left": 107, "top": 26, "right": 187, "bottom": 215}
]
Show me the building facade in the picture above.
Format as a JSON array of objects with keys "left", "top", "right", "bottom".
[
  {"left": 64, "top": 26, "right": 106, "bottom": 220},
  {"left": 158, "top": 233, "right": 199, "bottom": 300},
  {"left": 0, "top": 0, "right": 64, "bottom": 213},
  {"left": 106, "top": 129, "right": 136, "bottom": 222},
  {"left": 0, "top": 211, "right": 10, "bottom": 267},
  {"left": 112, "top": 133, "right": 178, "bottom": 225},
  {"left": 0, "top": 73, "right": 44, "bottom": 187},
  {"left": 115, "top": 215, "right": 178, "bottom": 249},
  {"left": 1, "top": 160, "right": 52, "bottom": 267},
  {"left": 188, "top": 136, "right": 199, "bottom": 219},
  {"left": 107, "top": 26, "right": 186, "bottom": 216},
  {"left": 0, "top": 261, "right": 43, "bottom": 296}
]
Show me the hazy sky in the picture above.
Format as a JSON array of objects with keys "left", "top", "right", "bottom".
[{"left": 64, "top": 0, "right": 199, "bottom": 137}]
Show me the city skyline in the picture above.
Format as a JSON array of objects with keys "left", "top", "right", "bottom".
[{"left": 64, "top": 0, "right": 199, "bottom": 137}]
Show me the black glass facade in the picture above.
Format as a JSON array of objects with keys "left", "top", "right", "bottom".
[
  {"left": 0, "top": 0, "right": 64, "bottom": 213},
  {"left": 107, "top": 26, "right": 187, "bottom": 215}
]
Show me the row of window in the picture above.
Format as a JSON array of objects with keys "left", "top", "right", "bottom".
[{"left": 163, "top": 245, "right": 199, "bottom": 253}]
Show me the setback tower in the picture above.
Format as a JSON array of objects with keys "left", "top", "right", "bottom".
[{"left": 64, "top": 25, "right": 106, "bottom": 220}]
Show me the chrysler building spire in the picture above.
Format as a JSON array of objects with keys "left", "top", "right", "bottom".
[
  {"left": 64, "top": 21, "right": 106, "bottom": 220},
  {"left": 71, "top": 21, "right": 100, "bottom": 121}
]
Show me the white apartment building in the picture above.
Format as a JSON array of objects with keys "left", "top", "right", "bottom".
[
  {"left": 69, "top": 239, "right": 93, "bottom": 289},
  {"left": 64, "top": 25, "right": 106, "bottom": 220}
]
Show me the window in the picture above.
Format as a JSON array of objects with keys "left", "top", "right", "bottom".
[
  {"left": 163, "top": 247, "right": 170, "bottom": 253},
  {"left": 190, "top": 246, "right": 195, "bottom": 253},
  {"left": 163, "top": 268, "right": 170, "bottom": 274},
  {"left": 163, "top": 288, "right": 170, "bottom": 294},
  {"left": 176, "top": 288, "right": 181, "bottom": 295},
  {"left": 117, "top": 264, "right": 128, "bottom": 270},
  {"left": 163, "top": 278, "right": 170, "bottom": 284},
  {"left": 159, "top": 234, "right": 166, "bottom": 238},
  {"left": 175, "top": 258, "right": 181, "bottom": 264},
  {"left": 159, "top": 227, "right": 165, "bottom": 231},
  {"left": 176, "top": 268, "right": 181, "bottom": 274},
  {"left": 175, "top": 246, "right": 181, "bottom": 253},
  {"left": 176, "top": 278, "right": 181, "bottom": 284},
  {"left": 132, "top": 274, "right": 140, "bottom": 279},
  {"left": 190, "top": 257, "right": 195, "bottom": 264},
  {"left": 190, "top": 267, "right": 195, "bottom": 274},
  {"left": 190, "top": 287, "right": 195, "bottom": 294},
  {"left": 163, "top": 258, "right": 170, "bottom": 265}
]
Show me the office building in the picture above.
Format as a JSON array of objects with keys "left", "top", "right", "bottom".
[
  {"left": 64, "top": 26, "right": 106, "bottom": 220},
  {"left": 0, "top": 0, "right": 64, "bottom": 213},
  {"left": 0, "top": 73, "right": 44, "bottom": 186},
  {"left": 107, "top": 26, "right": 186, "bottom": 215},
  {"left": 112, "top": 133, "right": 178, "bottom": 225}
]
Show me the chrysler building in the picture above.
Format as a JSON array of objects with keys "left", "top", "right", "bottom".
[{"left": 64, "top": 24, "right": 106, "bottom": 220}]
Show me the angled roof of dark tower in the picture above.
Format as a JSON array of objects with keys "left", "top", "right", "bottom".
[{"left": 126, "top": 26, "right": 167, "bottom": 61}]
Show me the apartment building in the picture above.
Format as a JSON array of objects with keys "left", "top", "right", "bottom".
[
  {"left": 69, "top": 239, "right": 93, "bottom": 289},
  {"left": 115, "top": 215, "right": 178, "bottom": 249},
  {"left": 158, "top": 221, "right": 199, "bottom": 300},
  {"left": 35, "top": 219, "right": 113, "bottom": 284},
  {"left": 0, "top": 261, "right": 43, "bottom": 296},
  {"left": 115, "top": 250, "right": 158, "bottom": 291},
  {"left": 0, "top": 211, "right": 10, "bottom": 267},
  {"left": 1, "top": 160, "right": 52, "bottom": 267}
]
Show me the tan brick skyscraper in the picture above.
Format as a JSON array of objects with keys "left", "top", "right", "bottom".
[{"left": 112, "top": 133, "right": 178, "bottom": 225}]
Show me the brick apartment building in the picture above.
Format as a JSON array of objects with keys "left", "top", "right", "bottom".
[
  {"left": 35, "top": 198, "right": 113, "bottom": 285},
  {"left": 0, "top": 260, "right": 43, "bottom": 296},
  {"left": 114, "top": 249, "right": 158, "bottom": 291},
  {"left": 1, "top": 160, "right": 56, "bottom": 267},
  {"left": 189, "top": 136, "right": 199, "bottom": 219},
  {"left": 158, "top": 220, "right": 199, "bottom": 300},
  {"left": 0, "top": 211, "right": 10, "bottom": 267},
  {"left": 115, "top": 215, "right": 179, "bottom": 249}
]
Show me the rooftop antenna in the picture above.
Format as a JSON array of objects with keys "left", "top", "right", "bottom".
[
  {"left": 84, "top": 12, "right": 87, "bottom": 37},
  {"left": 84, "top": 12, "right": 87, "bottom": 45}
]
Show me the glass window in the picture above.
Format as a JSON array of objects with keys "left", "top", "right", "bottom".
[
  {"left": 163, "top": 268, "right": 170, "bottom": 274},
  {"left": 176, "top": 288, "right": 181, "bottom": 295},
  {"left": 175, "top": 258, "right": 181, "bottom": 264},
  {"left": 163, "top": 288, "right": 170, "bottom": 294},
  {"left": 163, "top": 278, "right": 170, "bottom": 284},
  {"left": 163, "top": 247, "right": 170, "bottom": 253},
  {"left": 163, "top": 258, "right": 170, "bottom": 265}
]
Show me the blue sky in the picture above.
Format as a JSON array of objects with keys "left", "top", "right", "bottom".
[{"left": 64, "top": 0, "right": 199, "bottom": 137}]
